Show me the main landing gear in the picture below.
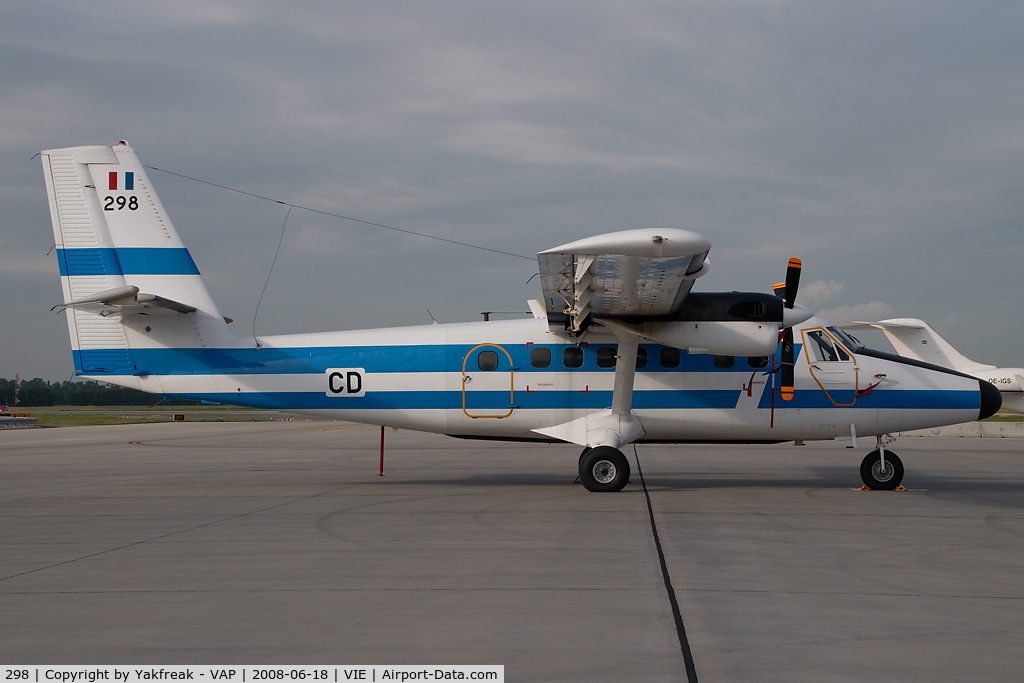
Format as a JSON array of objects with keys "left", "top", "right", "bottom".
[
  {"left": 579, "top": 446, "right": 630, "bottom": 492},
  {"left": 859, "top": 435, "right": 904, "bottom": 490}
]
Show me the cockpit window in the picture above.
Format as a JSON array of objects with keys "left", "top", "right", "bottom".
[
  {"left": 827, "top": 326, "right": 863, "bottom": 354},
  {"left": 807, "top": 330, "right": 841, "bottom": 362}
]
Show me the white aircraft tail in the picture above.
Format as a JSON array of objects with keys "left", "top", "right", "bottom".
[
  {"left": 41, "top": 142, "right": 236, "bottom": 382},
  {"left": 846, "top": 318, "right": 994, "bottom": 374}
]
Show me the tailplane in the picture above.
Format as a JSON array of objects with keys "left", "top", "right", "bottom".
[
  {"left": 845, "top": 318, "right": 994, "bottom": 374},
  {"left": 41, "top": 142, "right": 235, "bottom": 387}
]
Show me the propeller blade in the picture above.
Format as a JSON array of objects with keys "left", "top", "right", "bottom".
[
  {"left": 781, "top": 327, "right": 795, "bottom": 401},
  {"left": 784, "top": 258, "right": 801, "bottom": 309},
  {"left": 772, "top": 282, "right": 786, "bottom": 299}
]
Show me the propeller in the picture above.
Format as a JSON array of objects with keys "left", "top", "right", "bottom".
[{"left": 773, "top": 258, "right": 802, "bottom": 401}]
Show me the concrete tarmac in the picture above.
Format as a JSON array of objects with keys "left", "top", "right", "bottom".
[{"left": 1, "top": 423, "right": 1022, "bottom": 681}]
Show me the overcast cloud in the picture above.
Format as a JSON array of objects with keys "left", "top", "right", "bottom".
[{"left": 2, "top": 0, "right": 1022, "bottom": 380}]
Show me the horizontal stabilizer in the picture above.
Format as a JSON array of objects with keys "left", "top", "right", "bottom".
[
  {"left": 59, "top": 285, "right": 197, "bottom": 316},
  {"left": 135, "top": 293, "right": 197, "bottom": 314},
  {"left": 64, "top": 285, "right": 140, "bottom": 306}
]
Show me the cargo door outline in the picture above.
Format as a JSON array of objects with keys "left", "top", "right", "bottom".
[{"left": 462, "top": 343, "right": 515, "bottom": 418}]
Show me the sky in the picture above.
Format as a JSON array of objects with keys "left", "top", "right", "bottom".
[{"left": 2, "top": 0, "right": 1022, "bottom": 381}]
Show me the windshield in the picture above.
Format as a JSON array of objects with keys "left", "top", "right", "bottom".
[{"left": 827, "top": 326, "right": 865, "bottom": 354}]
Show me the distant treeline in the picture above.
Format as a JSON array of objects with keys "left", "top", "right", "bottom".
[{"left": 0, "top": 377, "right": 200, "bottom": 407}]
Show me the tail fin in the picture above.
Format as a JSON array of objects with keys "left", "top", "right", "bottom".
[
  {"left": 41, "top": 142, "right": 234, "bottom": 384},
  {"left": 848, "top": 318, "right": 994, "bottom": 374}
]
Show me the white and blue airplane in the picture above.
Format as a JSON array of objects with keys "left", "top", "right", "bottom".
[
  {"left": 40, "top": 142, "right": 1001, "bottom": 492},
  {"left": 844, "top": 318, "right": 1024, "bottom": 414}
]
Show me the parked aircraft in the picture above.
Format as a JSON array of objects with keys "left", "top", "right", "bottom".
[
  {"left": 40, "top": 143, "right": 1001, "bottom": 492},
  {"left": 844, "top": 319, "right": 1023, "bottom": 414}
]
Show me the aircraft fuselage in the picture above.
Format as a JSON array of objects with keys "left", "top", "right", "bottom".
[{"left": 96, "top": 315, "right": 991, "bottom": 445}]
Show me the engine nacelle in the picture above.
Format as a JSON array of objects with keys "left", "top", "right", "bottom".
[{"left": 641, "top": 320, "right": 781, "bottom": 357}]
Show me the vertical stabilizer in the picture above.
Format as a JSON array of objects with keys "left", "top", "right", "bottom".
[
  {"left": 858, "top": 318, "right": 994, "bottom": 374},
  {"left": 41, "top": 142, "right": 235, "bottom": 385}
]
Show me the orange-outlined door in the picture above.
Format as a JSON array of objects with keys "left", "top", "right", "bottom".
[
  {"left": 462, "top": 344, "right": 515, "bottom": 418},
  {"left": 802, "top": 328, "right": 859, "bottom": 406}
]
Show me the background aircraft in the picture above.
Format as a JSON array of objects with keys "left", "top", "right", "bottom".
[
  {"left": 41, "top": 142, "right": 1001, "bottom": 492},
  {"left": 844, "top": 318, "right": 1023, "bottom": 414}
]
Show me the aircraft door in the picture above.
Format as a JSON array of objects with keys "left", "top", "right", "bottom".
[
  {"left": 803, "top": 328, "right": 858, "bottom": 406},
  {"left": 462, "top": 344, "right": 515, "bottom": 418}
]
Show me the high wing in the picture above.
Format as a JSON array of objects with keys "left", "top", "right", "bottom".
[
  {"left": 533, "top": 228, "right": 814, "bottom": 451},
  {"left": 537, "top": 228, "right": 711, "bottom": 333}
]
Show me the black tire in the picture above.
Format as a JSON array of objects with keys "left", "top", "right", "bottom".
[
  {"left": 580, "top": 447, "right": 630, "bottom": 492},
  {"left": 860, "top": 450, "right": 904, "bottom": 490},
  {"left": 578, "top": 447, "right": 592, "bottom": 475}
]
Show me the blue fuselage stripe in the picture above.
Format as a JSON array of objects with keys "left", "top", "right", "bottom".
[{"left": 90, "top": 344, "right": 787, "bottom": 376}]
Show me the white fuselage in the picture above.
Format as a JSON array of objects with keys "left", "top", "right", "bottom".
[{"left": 88, "top": 315, "right": 987, "bottom": 445}]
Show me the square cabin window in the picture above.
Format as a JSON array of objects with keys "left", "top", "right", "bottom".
[
  {"left": 713, "top": 355, "right": 735, "bottom": 368},
  {"left": 563, "top": 346, "right": 585, "bottom": 369},
  {"left": 636, "top": 347, "right": 648, "bottom": 369},
  {"left": 530, "top": 346, "right": 551, "bottom": 368},
  {"left": 747, "top": 356, "right": 769, "bottom": 369},
  {"left": 596, "top": 347, "right": 617, "bottom": 368},
  {"left": 659, "top": 347, "right": 680, "bottom": 369},
  {"left": 477, "top": 350, "right": 499, "bottom": 371}
]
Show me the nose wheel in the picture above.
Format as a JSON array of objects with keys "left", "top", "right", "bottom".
[
  {"left": 579, "top": 446, "right": 630, "bottom": 492},
  {"left": 860, "top": 449, "right": 904, "bottom": 490}
]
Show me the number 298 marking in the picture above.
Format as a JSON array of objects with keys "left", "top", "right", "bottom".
[{"left": 104, "top": 195, "right": 139, "bottom": 211}]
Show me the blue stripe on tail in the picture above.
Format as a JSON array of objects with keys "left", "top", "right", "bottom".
[{"left": 57, "top": 248, "right": 199, "bottom": 276}]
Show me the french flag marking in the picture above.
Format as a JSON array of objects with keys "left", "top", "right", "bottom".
[{"left": 108, "top": 172, "right": 134, "bottom": 191}]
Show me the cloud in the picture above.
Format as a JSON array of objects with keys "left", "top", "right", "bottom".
[
  {"left": 799, "top": 279, "right": 845, "bottom": 307},
  {"left": 2, "top": 2, "right": 1024, "bottom": 378}
]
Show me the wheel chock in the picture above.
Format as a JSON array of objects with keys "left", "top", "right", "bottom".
[
  {"left": 858, "top": 484, "right": 871, "bottom": 491},
  {"left": 895, "top": 485, "right": 906, "bottom": 491}
]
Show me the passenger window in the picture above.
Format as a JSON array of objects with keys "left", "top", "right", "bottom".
[
  {"left": 530, "top": 346, "right": 551, "bottom": 369},
  {"left": 477, "top": 350, "right": 498, "bottom": 371},
  {"left": 659, "top": 347, "right": 680, "bottom": 369},
  {"left": 636, "top": 347, "right": 648, "bottom": 369},
  {"left": 596, "top": 347, "right": 616, "bottom": 368},
  {"left": 563, "top": 347, "right": 584, "bottom": 369},
  {"left": 807, "top": 330, "right": 839, "bottom": 362},
  {"left": 747, "top": 356, "right": 768, "bottom": 369},
  {"left": 714, "top": 355, "right": 735, "bottom": 368}
]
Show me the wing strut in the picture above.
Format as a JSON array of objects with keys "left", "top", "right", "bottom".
[
  {"left": 532, "top": 321, "right": 645, "bottom": 449},
  {"left": 611, "top": 329, "right": 639, "bottom": 415}
]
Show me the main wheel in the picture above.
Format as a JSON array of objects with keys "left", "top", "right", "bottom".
[
  {"left": 860, "top": 450, "right": 904, "bottom": 490},
  {"left": 580, "top": 447, "right": 630, "bottom": 492},
  {"left": 578, "top": 446, "right": 592, "bottom": 474}
]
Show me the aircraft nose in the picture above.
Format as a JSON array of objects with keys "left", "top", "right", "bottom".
[{"left": 978, "top": 379, "right": 1002, "bottom": 420}]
